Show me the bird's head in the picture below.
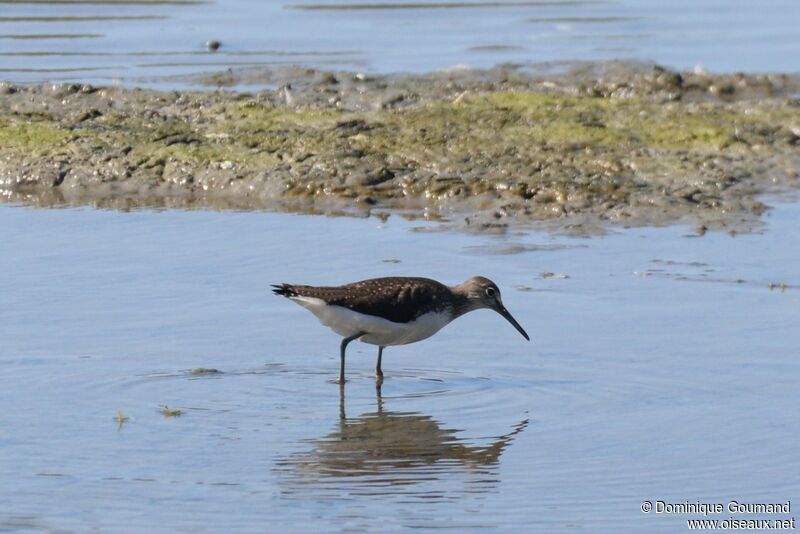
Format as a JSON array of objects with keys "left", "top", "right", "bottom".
[{"left": 459, "top": 276, "right": 530, "bottom": 341}]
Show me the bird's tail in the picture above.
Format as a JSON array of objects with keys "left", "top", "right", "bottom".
[{"left": 271, "top": 283, "right": 298, "bottom": 297}]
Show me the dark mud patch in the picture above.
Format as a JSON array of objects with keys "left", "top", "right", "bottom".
[{"left": 1, "top": 62, "right": 799, "bottom": 234}]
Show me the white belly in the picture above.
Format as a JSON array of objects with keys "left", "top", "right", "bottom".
[{"left": 289, "top": 296, "right": 452, "bottom": 346}]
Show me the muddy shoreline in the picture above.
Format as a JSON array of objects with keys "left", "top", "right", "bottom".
[{"left": 2, "top": 61, "right": 799, "bottom": 234}]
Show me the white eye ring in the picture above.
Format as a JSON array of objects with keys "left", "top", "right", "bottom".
[{"left": 485, "top": 287, "right": 496, "bottom": 297}]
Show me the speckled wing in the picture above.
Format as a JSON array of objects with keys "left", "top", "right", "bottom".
[{"left": 272, "top": 277, "right": 452, "bottom": 323}]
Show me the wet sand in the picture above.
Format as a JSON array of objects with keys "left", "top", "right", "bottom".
[{"left": 2, "top": 62, "right": 800, "bottom": 234}]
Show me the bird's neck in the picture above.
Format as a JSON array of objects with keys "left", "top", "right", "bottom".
[{"left": 448, "top": 288, "right": 480, "bottom": 320}]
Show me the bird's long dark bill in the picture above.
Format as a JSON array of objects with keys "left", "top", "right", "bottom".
[{"left": 497, "top": 306, "right": 530, "bottom": 341}]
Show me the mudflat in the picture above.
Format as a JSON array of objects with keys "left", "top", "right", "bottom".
[{"left": 2, "top": 62, "right": 799, "bottom": 233}]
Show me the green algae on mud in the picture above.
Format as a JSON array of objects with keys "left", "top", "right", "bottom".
[
  {"left": 1, "top": 64, "right": 799, "bottom": 233},
  {"left": 159, "top": 405, "right": 184, "bottom": 418}
]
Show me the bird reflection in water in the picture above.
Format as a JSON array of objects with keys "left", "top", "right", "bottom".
[{"left": 277, "top": 384, "right": 528, "bottom": 496}]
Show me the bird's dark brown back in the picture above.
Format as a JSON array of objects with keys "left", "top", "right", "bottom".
[{"left": 273, "top": 277, "right": 454, "bottom": 323}]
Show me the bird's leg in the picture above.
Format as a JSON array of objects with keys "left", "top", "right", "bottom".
[
  {"left": 338, "top": 381, "right": 346, "bottom": 421},
  {"left": 338, "top": 332, "right": 363, "bottom": 384},
  {"left": 376, "top": 346, "right": 385, "bottom": 380},
  {"left": 375, "top": 379, "right": 384, "bottom": 414}
]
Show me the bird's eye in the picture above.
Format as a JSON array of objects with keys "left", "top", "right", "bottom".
[{"left": 485, "top": 287, "right": 496, "bottom": 298}]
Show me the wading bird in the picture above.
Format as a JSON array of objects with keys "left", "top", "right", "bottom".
[{"left": 272, "top": 276, "right": 529, "bottom": 384}]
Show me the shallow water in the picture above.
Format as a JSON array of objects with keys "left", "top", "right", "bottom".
[
  {"left": 1, "top": 201, "right": 798, "bottom": 531},
  {"left": 0, "top": 0, "right": 798, "bottom": 88}
]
